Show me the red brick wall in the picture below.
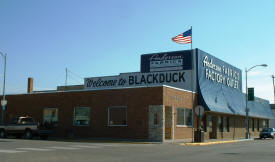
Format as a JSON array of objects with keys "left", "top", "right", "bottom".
[
  {"left": 204, "top": 112, "right": 266, "bottom": 140},
  {"left": 1, "top": 86, "right": 268, "bottom": 141},
  {"left": 163, "top": 87, "right": 196, "bottom": 139},
  {"left": 2, "top": 87, "right": 164, "bottom": 139}
]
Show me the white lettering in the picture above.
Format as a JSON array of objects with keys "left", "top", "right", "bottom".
[
  {"left": 149, "top": 54, "right": 183, "bottom": 61},
  {"left": 203, "top": 56, "right": 241, "bottom": 90}
]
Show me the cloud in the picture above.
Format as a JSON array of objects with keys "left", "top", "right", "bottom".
[{"left": 247, "top": 71, "right": 261, "bottom": 77}]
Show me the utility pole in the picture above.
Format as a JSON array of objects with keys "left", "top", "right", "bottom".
[
  {"left": 0, "top": 52, "right": 7, "bottom": 124},
  {"left": 65, "top": 68, "right": 68, "bottom": 87},
  {"left": 272, "top": 75, "right": 275, "bottom": 104},
  {"left": 245, "top": 64, "right": 268, "bottom": 139}
]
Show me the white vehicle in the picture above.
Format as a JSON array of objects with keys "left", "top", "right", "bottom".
[{"left": 0, "top": 116, "right": 52, "bottom": 139}]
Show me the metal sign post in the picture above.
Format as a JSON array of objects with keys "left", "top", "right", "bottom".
[{"left": 194, "top": 105, "right": 204, "bottom": 142}]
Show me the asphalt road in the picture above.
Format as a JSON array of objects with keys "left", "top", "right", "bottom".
[{"left": 0, "top": 138, "right": 275, "bottom": 162}]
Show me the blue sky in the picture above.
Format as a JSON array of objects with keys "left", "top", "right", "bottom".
[{"left": 0, "top": 0, "right": 274, "bottom": 102}]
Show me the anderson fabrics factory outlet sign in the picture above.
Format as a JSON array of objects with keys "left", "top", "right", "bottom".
[{"left": 84, "top": 70, "right": 193, "bottom": 91}]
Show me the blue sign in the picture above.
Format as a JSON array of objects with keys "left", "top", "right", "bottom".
[
  {"left": 140, "top": 50, "right": 192, "bottom": 73},
  {"left": 197, "top": 49, "right": 244, "bottom": 114}
]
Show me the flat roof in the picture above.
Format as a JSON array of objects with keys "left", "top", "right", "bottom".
[{"left": 4, "top": 85, "right": 196, "bottom": 96}]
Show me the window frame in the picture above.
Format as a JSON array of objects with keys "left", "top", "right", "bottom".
[
  {"left": 107, "top": 106, "right": 128, "bottom": 127},
  {"left": 176, "top": 107, "right": 192, "bottom": 127},
  {"left": 262, "top": 119, "right": 267, "bottom": 128},
  {"left": 43, "top": 108, "right": 59, "bottom": 125},
  {"left": 225, "top": 116, "right": 230, "bottom": 132},
  {"left": 207, "top": 114, "right": 213, "bottom": 132},
  {"left": 73, "top": 107, "right": 91, "bottom": 126},
  {"left": 218, "top": 116, "right": 223, "bottom": 132},
  {"left": 252, "top": 118, "right": 255, "bottom": 132},
  {"left": 257, "top": 119, "right": 260, "bottom": 131}
]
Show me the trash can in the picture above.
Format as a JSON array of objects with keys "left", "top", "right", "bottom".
[{"left": 194, "top": 129, "right": 204, "bottom": 142}]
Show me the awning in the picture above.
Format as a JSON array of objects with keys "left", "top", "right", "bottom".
[{"left": 197, "top": 49, "right": 275, "bottom": 119}]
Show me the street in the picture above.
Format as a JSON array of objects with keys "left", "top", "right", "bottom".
[{"left": 0, "top": 138, "right": 275, "bottom": 162}]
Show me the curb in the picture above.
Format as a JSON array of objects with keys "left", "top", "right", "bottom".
[
  {"left": 46, "top": 138, "right": 155, "bottom": 144},
  {"left": 180, "top": 139, "right": 253, "bottom": 146}
]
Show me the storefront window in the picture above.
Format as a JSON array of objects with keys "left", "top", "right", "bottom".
[
  {"left": 43, "top": 108, "right": 58, "bottom": 126},
  {"left": 74, "top": 107, "right": 90, "bottom": 126},
  {"left": 224, "top": 116, "right": 230, "bottom": 132},
  {"left": 208, "top": 115, "right": 212, "bottom": 132},
  {"left": 263, "top": 120, "right": 269, "bottom": 128},
  {"left": 185, "top": 109, "right": 192, "bottom": 126},
  {"left": 108, "top": 106, "right": 127, "bottom": 126},
  {"left": 218, "top": 116, "right": 223, "bottom": 132},
  {"left": 262, "top": 120, "right": 267, "bottom": 128},
  {"left": 177, "top": 108, "right": 192, "bottom": 126},
  {"left": 249, "top": 118, "right": 252, "bottom": 130},
  {"left": 177, "top": 108, "right": 185, "bottom": 125},
  {"left": 252, "top": 118, "right": 255, "bottom": 132},
  {"left": 257, "top": 119, "right": 259, "bottom": 131},
  {"left": 201, "top": 115, "right": 206, "bottom": 132}
]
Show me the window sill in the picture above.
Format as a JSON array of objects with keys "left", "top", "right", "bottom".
[
  {"left": 107, "top": 125, "right": 128, "bottom": 127},
  {"left": 176, "top": 125, "right": 192, "bottom": 128}
]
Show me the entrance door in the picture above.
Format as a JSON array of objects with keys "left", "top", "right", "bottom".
[
  {"left": 210, "top": 116, "right": 217, "bottom": 139},
  {"left": 165, "top": 106, "right": 174, "bottom": 140}
]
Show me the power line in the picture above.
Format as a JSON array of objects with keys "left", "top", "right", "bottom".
[
  {"left": 64, "top": 68, "right": 84, "bottom": 85},
  {"left": 68, "top": 73, "right": 83, "bottom": 84},
  {"left": 67, "top": 69, "right": 84, "bottom": 79}
]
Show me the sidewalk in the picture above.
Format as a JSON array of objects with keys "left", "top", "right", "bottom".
[
  {"left": 179, "top": 138, "right": 254, "bottom": 146},
  {"left": 45, "top": 137, "right": 254, "bottom": 145}
]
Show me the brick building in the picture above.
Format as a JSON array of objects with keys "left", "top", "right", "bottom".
[
  {"left": 0, "top": 49, "right": 274, "bottom": 142},
  {"left": 269, "top": 104, "right": 275, "bottom": 128}
]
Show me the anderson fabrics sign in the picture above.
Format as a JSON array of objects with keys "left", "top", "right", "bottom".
[
  {"left": 140, "top": 50, "right": 192, "bottom": 73},
  {"left": 84, "top": 70, "right": 193, "bottom": 91}
]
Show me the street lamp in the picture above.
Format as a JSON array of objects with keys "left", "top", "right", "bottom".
[
  {"left": 272, "top": 75, "right": 275, "bottom": 104},
  {"left": 245, "top": 64, "right": 267, "bottom": 139},
  {"left": 0, "top": 51, "right": 7, "bottom": 124}
]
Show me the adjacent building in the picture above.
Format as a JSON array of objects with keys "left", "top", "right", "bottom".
[{"left": 269, "top": 104, "right": 275, "bottom": 128}]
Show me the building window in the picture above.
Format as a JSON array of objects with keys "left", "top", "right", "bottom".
[
  {"left": 177, "top": 108, "right": 192, "bottom": 126},
  {"left": 252, "top": 118, "right": 255, "bottom": 132},
  {"left": 218, "top": 116, "right": 223, "bottom": 132},
  {"left": 224, "top": 116, "right": 230, "bottom": 132},
  {"left": 43, "top": 108, "right": 58, "bottom": 126},
  {"left": 262, "top": 120, "right": 267, "bottom": 128},
  {"left": 185, "top": 109, "right": 192, "bottom": 126},
  {"left": 263, "top": 120, "right": 269, "bottom": 128},
  {"left": 208, "top": 114, "right": 213, "bottom": 132},
  {"left": 202, "top": 115, "right": 207, "bottom": 132},
  {"left": 257, "top": 119, "right": 259, "bottom": 131},
  {"left": 249, "top": 118, "right": 252, "bottom": 130},
  {"left": 108, "top": 106, "right": 127, "bottom": 126},
  {"left": 74, "top": 107, "right": 90, "bottom": 126}
]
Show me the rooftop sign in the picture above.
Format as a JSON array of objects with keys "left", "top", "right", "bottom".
[
  {"left": 140, "top": 50, "right": 192, "bottom": 73},
  {"left": 84, "top": 70, "right": 193, "bottom": 91}
]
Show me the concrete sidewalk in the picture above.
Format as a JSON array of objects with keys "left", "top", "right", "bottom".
[{"left": 44, "top": 137, "right": 254, "bottom": 145}]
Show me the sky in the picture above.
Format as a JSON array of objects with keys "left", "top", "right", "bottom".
[{"left": 0, "top": 0, "right": 275, "bottom": 103}]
